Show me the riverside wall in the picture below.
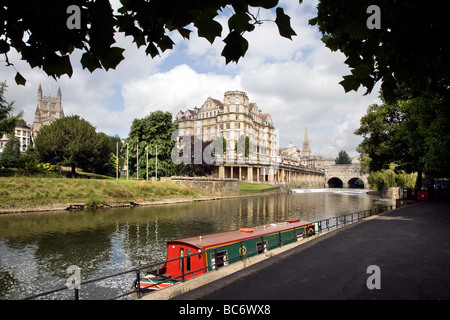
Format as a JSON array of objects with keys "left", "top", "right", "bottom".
[{"left": 168, "top": 177, "right": 240, "bottom": 196}]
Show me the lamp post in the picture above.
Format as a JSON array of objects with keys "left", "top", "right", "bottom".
[
  {"left": 116, "top": 142, "right": 118, "bottom": 180},
  {"left": 136, "top": 139, "right": 139, "bottom": 181},
  {"left": 126, "top": 143, "right": 129, "bottom": 180}
]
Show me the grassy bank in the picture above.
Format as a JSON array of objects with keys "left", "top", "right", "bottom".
[
  {"left": 238, "top": 181, "right": 276, "bottom": 190},
  {"left": 0, "top": 176, "right": 199, "bottom": 208}
]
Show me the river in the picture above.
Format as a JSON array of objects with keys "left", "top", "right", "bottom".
[{"left": 0, "top": 189, "right": 392, "bottom": 300}]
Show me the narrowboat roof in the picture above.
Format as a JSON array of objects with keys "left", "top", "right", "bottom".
[{"left": 167, "top": 219, "right": 313, "bottom": 250}]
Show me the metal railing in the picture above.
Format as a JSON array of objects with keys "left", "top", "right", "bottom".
[{"left": 22, "top": 204, "right": 397, "bottom": 300}]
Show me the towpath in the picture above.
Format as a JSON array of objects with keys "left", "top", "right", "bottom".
[{"left": 174, "top": 192, "right": 450, "bottom": 300}]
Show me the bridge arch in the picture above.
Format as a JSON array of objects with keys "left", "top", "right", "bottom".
[
  {"left": 348, "top": 177, "right": 365, "bottom": 189},
  {"left": 327, "top": 177, "right": 343, "bottom": 188}
]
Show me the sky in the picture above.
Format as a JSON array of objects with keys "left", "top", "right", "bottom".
[{"left": 1, "top": 0, "right": 381, "bottom": 158}]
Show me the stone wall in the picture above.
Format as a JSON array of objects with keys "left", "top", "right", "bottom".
[
  {"left": 380, "top": 187, "right": 404, "bottom": 200},
  {"left": 170, "top": 177, "right": 239, "bottom": 196}
]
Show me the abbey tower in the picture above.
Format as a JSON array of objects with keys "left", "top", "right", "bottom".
[{"left": 32, "top": 84, "right": 64, "bottom": 138}]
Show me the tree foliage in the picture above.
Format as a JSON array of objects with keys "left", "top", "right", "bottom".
[
  {"left": 123, "top": 110, "right": 177, "bottom": 178},
  {"left": 0, "top": 81, "right": 22, "bottom": 136},
  {"left": 335, "top": 150, "right": 351, "bottom": 164},
  {"left": 1, "top": 0, "right": 296, "bottom": 85},
  {"left": 355, "top": 90, "right": 450, "bottom": 181},
  {"left": 34, "top": 115, "right": 112, "bottom": 175},
  {"left": 0, "top": 136, "right": 20, "bottom": 168},
  {"left": 369, "top": 164, "right": 416, "bottom": 191},
  {"left": 310, "top": 0, "right": 450, "bottom": 103},
  {"left": 177, "top": 136, "right": 216, "bottom": 177}
]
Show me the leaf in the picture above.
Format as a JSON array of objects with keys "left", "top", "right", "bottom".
[
  {"left": 81, "top": 52, "right": 102, "bottom": 72},
  {"left": 221, "top": 31, "right": 249, "bottom": 64},
  {"left": 247, "top": 0, "right": 279, "bottom": 9},
  {"left": 177, "top": 27, "right": 192, "bottom": 40},
  {"left": 228, "top": 12, "right": 251, "bottom": 33},
  {"left": 14, "top": 72, "right": 26, "bottom": 86},
  {"left": 100, "top": 47, "right": 125, "bottom": 70},
  {"left": 275, "top": 7, "right": 296, "bottom": 40},
  {"left": 194, "top": 18, "right": 222, "bottom": 44},
  {"left": 351, "top": 64, "right": 371, "bottom": 79},
  {"left": 339, "top": 75, "right": 360, "bottom": 92},
  {"left": 145, "top": 42, "right": 159, "bottom": 58}
]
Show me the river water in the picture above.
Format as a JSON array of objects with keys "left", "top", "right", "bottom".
[{"left": 0, "top": 189, "right": 392, "bottom": 300}]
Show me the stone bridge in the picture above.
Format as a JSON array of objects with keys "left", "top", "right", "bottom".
[{"left": 324, "top": 164, "right": 369, "bottom": 189}]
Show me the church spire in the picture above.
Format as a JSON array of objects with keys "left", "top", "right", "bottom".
[{"left": 301, "top": 126, "right": 311, "bottom": 157}]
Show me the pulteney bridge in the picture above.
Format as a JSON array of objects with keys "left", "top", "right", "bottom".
[{"left": 324, "top": 164, "right": 369, "bottom": 189}]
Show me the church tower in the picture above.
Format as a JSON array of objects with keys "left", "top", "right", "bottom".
[
  {"left": 32, "top": 84, "right": 64, "bottom": 138},
  {"left": 300, "top": 126, "right": 311, "bottom": 157}
]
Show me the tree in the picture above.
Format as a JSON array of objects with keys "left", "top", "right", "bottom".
[
  {"left": 235, "top": 135, "right": 250, "bottom": 158},
  {"left": 1, "top": 0, "right": 296, "bottom": 85},
  {"left": 310, "top": 0, "right": 450, "bottom": 103},
  {"left": 355, "top": 91, "right": 450, "bottom": 184},
  {"left": 34, "top": 115, "right": 111, "bottom": 175},
  {"left": 0, "top": 136, "right": 20, "bottom": 168},
  {"left": 123, "top": 110, "right": 177, "bottom": 178},
  {"left": 335, "top": 150, "right": 351, "bottom": 164},
  {"left": 177, "top": 136, "right": 215, "bottom": 177},
  {"left": 0, "top": 81, "right": 22, "bottom": 136}
]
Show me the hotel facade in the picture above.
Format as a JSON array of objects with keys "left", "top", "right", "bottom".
[
  {"left": 174, "top": 91, "right": 279, "bottom": 181},
  {"left": 174, "top": 91, "right": 323, "bottom": 186}
]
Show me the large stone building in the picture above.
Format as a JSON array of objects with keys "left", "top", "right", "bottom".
[
  {"left": 1, "top": 85, "right": 63, "bottom": 154},
  {"left": 175, "top": 90, "right": 278, "bottom": 165},
  {"left": 174, "top": 91, "right": 324, "bottom": 185},
  {"left": 32, "top": 84, "right": 64, "bottom": 138},
  {"left": 0, "top": 120, "right": 33, "bottom": 154}
]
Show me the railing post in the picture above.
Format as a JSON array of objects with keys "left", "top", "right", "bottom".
[
  {"left": 136, "top": 269, "right": 141, "bottom": 299},
  {"left": 74, "top": 288, "right": 79, "bottom": 300},
  {"left": 213, "top": 249, "right": 218, "bottom": 271},
  {"left": 181, "top": 256, "right": 185, "bottom": 281},
  {"left": 278, "top": 231, "right": 282, "bottom": 247}
]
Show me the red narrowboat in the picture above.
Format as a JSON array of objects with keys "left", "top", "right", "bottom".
[{"left": 137, "top": 219, "right": 316, "bottom": 291}]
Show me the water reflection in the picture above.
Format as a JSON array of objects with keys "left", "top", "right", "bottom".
[{"left": 0, "top": 189, "right": 390, "bottom": 299}]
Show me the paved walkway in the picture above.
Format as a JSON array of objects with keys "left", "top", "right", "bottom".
[{"left": 175, "top": 193, "right": 450, "bottom": 300}]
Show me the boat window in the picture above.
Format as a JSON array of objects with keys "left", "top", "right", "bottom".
[
  {"left": 256, "top": 240, "right": 268, "bottom": 254},
  {"left": 186, "top": 249, "right": 191, "bottom": 271},
  {"left": 179, "top": 248, "right": 184, "bottom": 270},
  {"left": 211, "top": 250, "right": 228, "bottom": 270},
  {"left": 296, "top": 228, "right": 305, "bottom": 240}
]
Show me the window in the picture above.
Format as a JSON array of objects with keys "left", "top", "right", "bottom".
[
  {"left": 296, "top": 228, "right": 305, "bottom": 240},
  {"left": 211, "top": 250, "right": 228, "bottom": 269},
  {"left": 226, "top": 123, "right": 230, "bottom": 129},
  {"left": 235, "top": 97, "right": 240, "bottom": 104},
  {"left": 256, "top": 240, "right": 268, "bottom": 254},
  {"left": 179, "top": 248, "right": 184, "bottom": 270},
  {"left": 186, "top": 249, "right": 191, "bottom": 271},
  {"left": 235, "top": 123, "right": 240, "bottom": 129}
]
